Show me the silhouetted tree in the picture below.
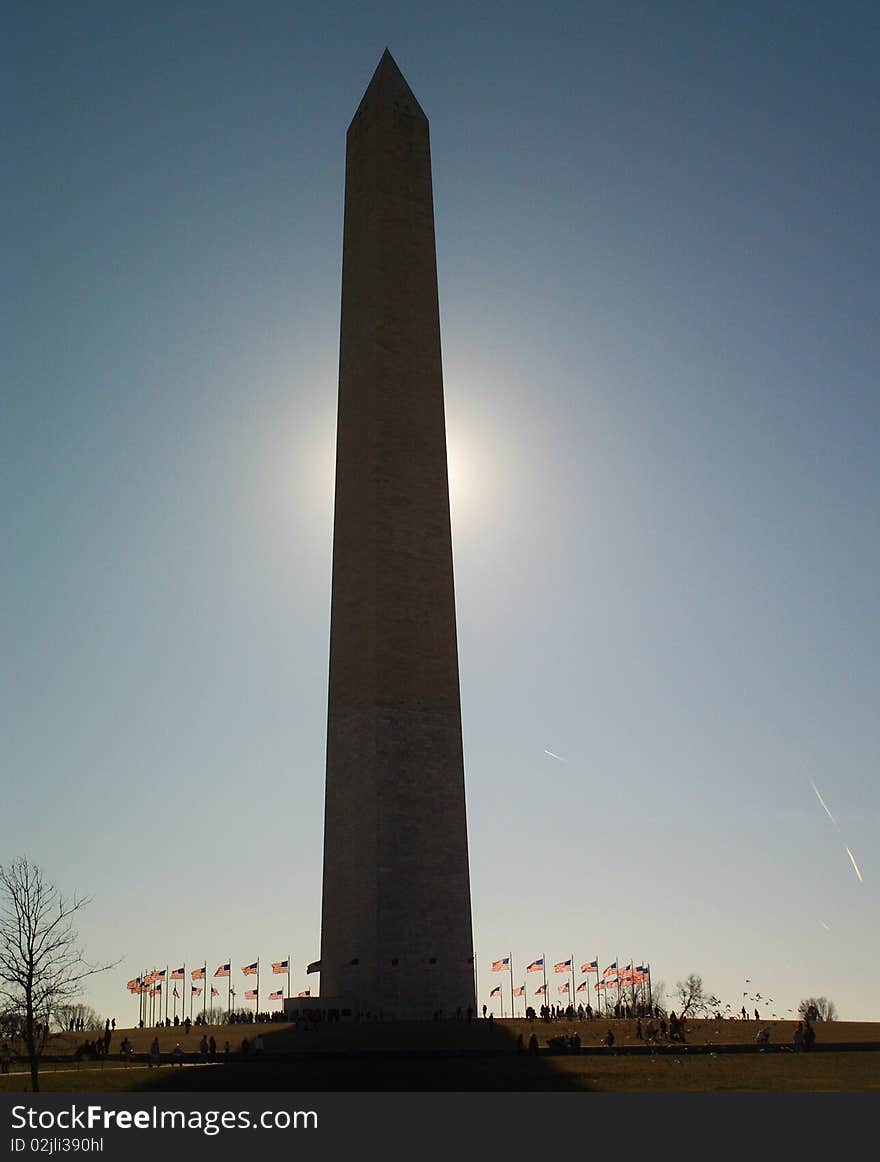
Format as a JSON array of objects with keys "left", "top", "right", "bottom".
[
  {"left": 798, "top": 996, "right": 837, "bottom": 1022},
  {"left": 53, "top": 1003, "right": 103, "bottom": 1033},
  {"left": 674, "top": 973, "right": 713, "bottom": 1017},
  {"left": 0, "top": 857, "right": 118, "bottom": 1090}
]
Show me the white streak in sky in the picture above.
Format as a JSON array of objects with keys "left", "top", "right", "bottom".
[
  {"left": 845, "top": 847, "right": 864, "bottom": 883},
  {"left": 820, "top": 921, "right": 831, "bottom": 931},
  {"left": 544, "top": 749, "right": 566, "bottom": 762},
  {"left": 809, "top": 779, "right": 839, "bottom": 829}
]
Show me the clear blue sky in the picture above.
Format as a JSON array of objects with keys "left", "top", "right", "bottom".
[{"left": 4, "top": 1, "right": 878, "bottom": 1024}]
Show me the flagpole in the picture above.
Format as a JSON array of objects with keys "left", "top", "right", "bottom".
[
  {"left": 542, "top": 953, "right": 547, "bottom": 1016},
  {"left": 508, "top": 952, "right": 514, "bottom": 1020},
  {"left": 257, "top": 958, "right": 260, "bottom": 1018},
  {"left": 287, "top": 954, "right": 291, "bottom": 1002},
  {"left": 630, "top": 956, "right": 636, "bottom": 1012},
  {"left": 570, "top": 953, "right": 575, "bottom": 1011}
]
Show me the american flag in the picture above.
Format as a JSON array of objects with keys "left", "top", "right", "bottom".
[
  {"left": 171, "top": 967, "right": 185, "bottom": 980},
  {"left": 602, "top": 962, "right": 618, "bottom": 978},
  {"left": 581, "top": 960, "right": 598, "bottom": 973},
  {"left": 173, "top": 987, "right": 179, "bottom": 998},
  {"left": 526, "top": 958, "right": 544, "bottom": 973},
  {"left": 242, "top": 962, "right": 258, "bottom": 976},
  {"left": 126, "top": 978, "right": 139, "bottom": 991},
  {"left": 192, "top": 967, "right": 206, "bottom": 980},
  {"left": 214, "top": 963, "right": 230, "bottom": 978},
  {"left": 155, "top": 968, "right": 166, "bottom": 978},
  {"left": 192, "top": 985, "right": 202, "bottom": 996},
  {"left": 489, "top": 986, "right": 501, "bottom": 997},
  {"left": 513, "top": 984, "right": 525, "bottom": 996},
  {"left": 535, "top": 983, "right": 547, "bottom": 995},
  {"left": 558, "top": 982, "right": 569, "bottom": 994},
  {"left": 306, "top": 961, "right": 321, "bottom": 974},
  {"left": 272, "top": 960, "right": 289, "bottom": 974},
  {"left": 268, "top": 990, "right": 283, "bottom": 1001},
  {"left": 554, "top": 959, "right": 571, "bottom": 973},
  {"left": 576, "top": 980, "right": 589, "bottom": 992},
  {"left": 211, "top": 987, "right": 220, "bottom": 997},
  {"left": 296, "top": 990, "right": 310, "bottom": 997},
  {"left": 492, "top": 957, "right": 510, "bottom": 972},
  {"left": 244, "top": 989, "right": 258, "bottom": 1001}
]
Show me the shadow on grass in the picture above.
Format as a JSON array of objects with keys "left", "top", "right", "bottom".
[{"left": 131, "top": 1020, "right": 590, "bottom": 1092}]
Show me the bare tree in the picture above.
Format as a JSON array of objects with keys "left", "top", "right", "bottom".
[
  {"left": 0, "top": 857, "right": 119, "bottom": 1091},
  {"left": 798, "top": 996, "right": 837, "bottom": 1022},
  {"left": 53, "top": 1002, "right": 104, "bottom": 1033},
  {"left": 674, "top": 972, "right": 714, "bottom": 1017}
]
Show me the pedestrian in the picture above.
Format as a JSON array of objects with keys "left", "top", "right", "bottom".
[
  {"left": 527, "top": 1033, "right": 539, "bottom": 1055},
  {"left": 635, "top": 1018, "right": 642, "bottom": 1041},
  {"left": 149, "top": 1036, "right": 161, "bottom": 1068},
  {"left": 603, "top": 1028, "right": 615, "bottom": 1049},
  {"left": 792, "top": 1022, "right": 804, "bottom": 1051}
]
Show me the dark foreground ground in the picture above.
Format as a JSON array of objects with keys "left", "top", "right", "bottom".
[{"left": 4, "top": 1018, "right": 880, "bottom": 1092}]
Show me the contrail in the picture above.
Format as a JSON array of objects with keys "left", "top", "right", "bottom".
[
  {"left": 809, "top": 779, "right": 839, "bottom": 829},
  {"left": 845, "top": 847, "right": 864, "bottom": 883},
  {"left": 544, "top": 749, "right": 566, "bottom": 762}
]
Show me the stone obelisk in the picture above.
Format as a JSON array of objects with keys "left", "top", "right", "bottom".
[{"left": 319, "top": 50, "right": 475, "bottom": 1019}]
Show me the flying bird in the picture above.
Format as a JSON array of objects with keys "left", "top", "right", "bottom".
[{"left": 543, "top": 749, "right": 566, "bottom": 762}]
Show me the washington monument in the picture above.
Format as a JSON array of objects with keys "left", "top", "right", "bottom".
[{"left": 319, "top": 50, "right": 476, "bottom": 1019}]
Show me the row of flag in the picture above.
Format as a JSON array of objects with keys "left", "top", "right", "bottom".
[
  {"left": 127, "top": 983, "right": 303, "bottom": 1001},
  {"left": 490, "top": 956, "right": 650, "bottom": 995},
  {"left": 127, "top": 959, "right": 291, "bottom": 988}
]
